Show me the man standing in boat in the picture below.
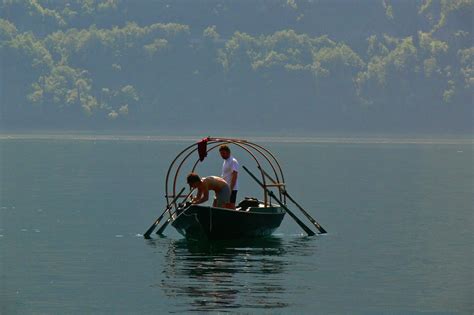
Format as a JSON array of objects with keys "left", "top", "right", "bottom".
[
  {"left": 187, "top": 173, "right": 232, "bottom": 209},
  {"left": 219, "top": 145, "right": 239, "bottom": 209}
]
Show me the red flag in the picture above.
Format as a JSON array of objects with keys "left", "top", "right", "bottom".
[{"left": 197, "top": 137, "right": 209, "bottom": 161}]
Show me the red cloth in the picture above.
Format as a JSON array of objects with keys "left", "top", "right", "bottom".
[{"left": 197, "top": 137, "right": 209, "bottom": 161}]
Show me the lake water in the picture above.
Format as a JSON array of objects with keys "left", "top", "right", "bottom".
[{"left": 0, "top": 135, "right": 472, "bottom": 314}]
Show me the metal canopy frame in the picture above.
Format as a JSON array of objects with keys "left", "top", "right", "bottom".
[{"left": 164, "top": 137, "right": 287, "bottom": 210}]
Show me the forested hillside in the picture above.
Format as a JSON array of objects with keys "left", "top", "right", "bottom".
[{"left": 0, "top": 0, "right": 472, "bottom": 133}]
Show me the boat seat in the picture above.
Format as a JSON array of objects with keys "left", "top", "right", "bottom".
[{"left": 236, "top": 197, "right": 261, "bottom": 211}]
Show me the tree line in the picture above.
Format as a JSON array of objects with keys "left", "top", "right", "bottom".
[{"left": 0, "top": 0, "right": 472, "bottom": 132}]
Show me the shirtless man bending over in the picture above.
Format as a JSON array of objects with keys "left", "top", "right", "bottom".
[{"left": 186, "top": 173, "right": 232, "bottom": 209}]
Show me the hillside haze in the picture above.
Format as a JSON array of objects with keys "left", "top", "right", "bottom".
[{"left": 0, "top": 0, "right": 472, "bottom": 134}]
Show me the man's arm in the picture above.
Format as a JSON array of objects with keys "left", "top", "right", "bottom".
[
  {"left": 192, "top": 186, "right": 209, "bottom": 204},
  {"left": 230, "top": 170, "right": 238, "bottom": 191},
  {"left": 192, "top": 188, "right": 202, "bottom": 203}
]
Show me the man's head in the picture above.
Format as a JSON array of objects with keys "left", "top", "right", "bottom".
[
  {"left": 187, "top": 173, "right": 201, "bottom": 188},
  {"left": 219, "top": 145, "right": 231, "bottom": 160}
]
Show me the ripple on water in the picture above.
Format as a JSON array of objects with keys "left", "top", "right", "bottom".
[{"left": 152, "top": 236, "right": 319, "bottom": 312}]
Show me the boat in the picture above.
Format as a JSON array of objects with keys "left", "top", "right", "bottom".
[
  {"left": 143, "top": 137, "right": 326, "bottom": 240},
  {"left": 172, "top": 202, "right": 285, "bottom": 240}
]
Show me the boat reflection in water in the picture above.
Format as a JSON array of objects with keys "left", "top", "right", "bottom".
[{"left": 156, "top": 236, "right": 313, "bottom": 312}]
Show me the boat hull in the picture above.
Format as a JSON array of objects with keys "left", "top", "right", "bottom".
[{"left": 171, "top": 205, "right": 285, "bottom": 240}]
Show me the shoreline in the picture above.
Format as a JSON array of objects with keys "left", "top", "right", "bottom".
[{"left": 0, "top": 132, "right": 472, "bottom": 145}]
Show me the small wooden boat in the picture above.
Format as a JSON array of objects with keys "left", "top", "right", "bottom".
[
  {"left": 171, "top": 202, "right": 285, "bottom": 240},
  {"left": 143, "top": 137, "right": 326, "bottom": 240},
  {"left": 162, "top": 137, "right": 290, "bottom": 240}
]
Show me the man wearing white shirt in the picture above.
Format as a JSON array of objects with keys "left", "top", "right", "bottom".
[{"left": 219, "top": 144, "right": 239, "bottom": 209}]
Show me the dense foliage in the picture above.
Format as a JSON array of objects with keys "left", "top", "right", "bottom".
[{"left": 0, "top": 0, "right": 472, "bottom": 133}]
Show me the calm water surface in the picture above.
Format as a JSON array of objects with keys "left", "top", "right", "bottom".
[{"left": 0, "top": 136, "right": 472, "bottom": 314}]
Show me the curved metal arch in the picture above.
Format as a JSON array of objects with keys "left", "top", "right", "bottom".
[
  {"left": 164, "top": 142, "right": 199, "bottom": 198},
  {"left": 187, "top": 141, "right": 271, "bottom": 205},
  {"left": 189, "top": 141, "right": 285, "bottom": 203},
  {"left": 209, "top": 137, "right": 286, "bottom": 189},
  {"left": 170, "top": 140, "right": 221, "bottom": 202},
  {"left": 164, "top": 137, "right": 286, "bottom": 210},
  {"left": 166, "top": 140, "right": 226, "bottom": 208},
  {"left": 223, "top": 139, "right": 286, "bottom": 203},
  {"left": 170, "top": 140, "right": 271, "bottom": 205}
]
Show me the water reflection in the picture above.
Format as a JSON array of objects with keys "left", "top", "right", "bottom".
[{"left": 155, "top": 236, "right": 314, "bottom": 312}]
